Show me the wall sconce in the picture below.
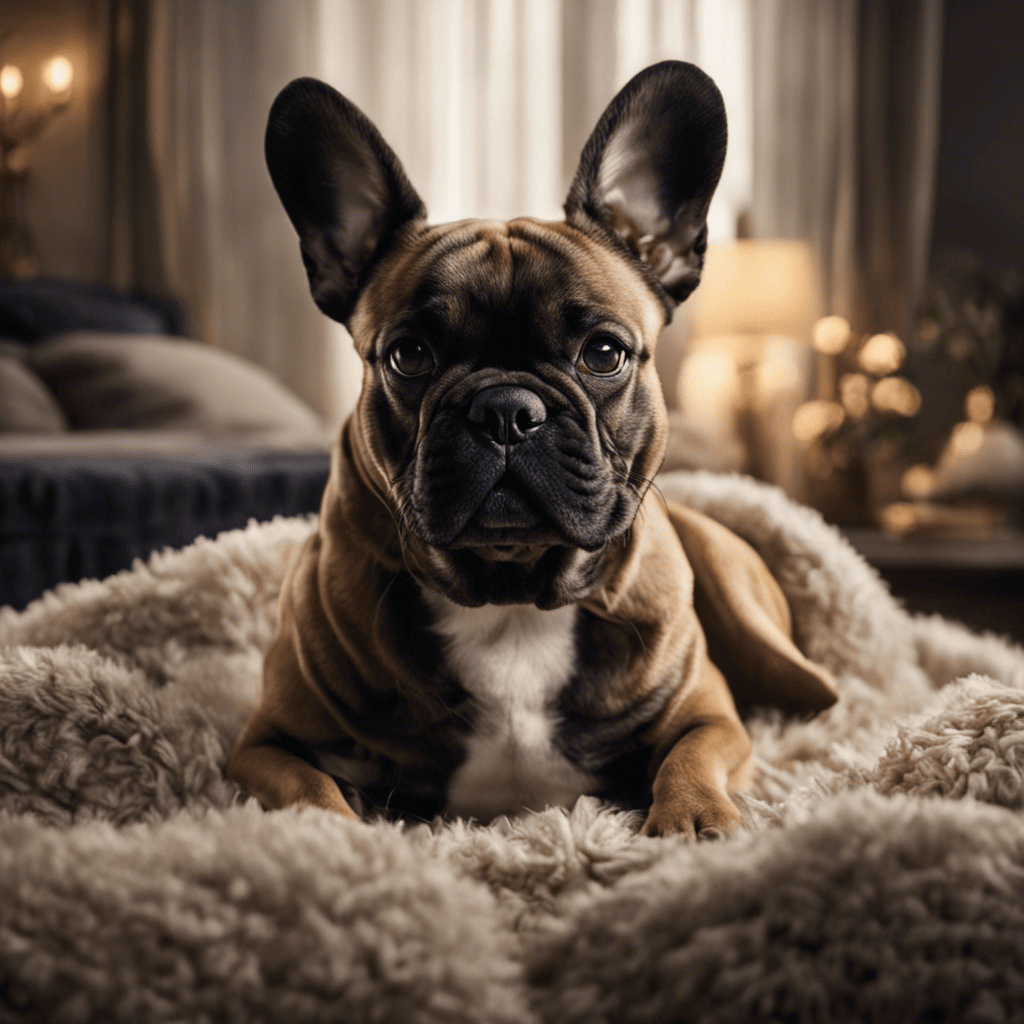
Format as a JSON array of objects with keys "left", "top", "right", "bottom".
[{"left": 0, "top": 54, "right": 74, "bottom": 277}]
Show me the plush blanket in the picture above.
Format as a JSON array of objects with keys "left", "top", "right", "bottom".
[{"left": 1, "top": 470, "right": 1023, "bottom": 1024}]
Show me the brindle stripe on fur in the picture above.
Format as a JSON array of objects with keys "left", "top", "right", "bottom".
[{"left": 553, "top": 606, "right": 684, "bottom": 777}]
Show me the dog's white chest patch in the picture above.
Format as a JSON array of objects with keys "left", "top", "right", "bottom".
[{"left": 425, "top": 591, "right": 596, "bottom": 821}]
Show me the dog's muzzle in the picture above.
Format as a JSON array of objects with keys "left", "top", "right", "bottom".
[
  {"left": 466, "top": 386, "right": 548, "bottom": 531},
  {"left": 407, "top": 371, "right": 636, "bottom": 562}
]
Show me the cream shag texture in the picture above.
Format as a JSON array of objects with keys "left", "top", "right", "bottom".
[{"left": 1, "top": 470, "right": 1023, "bottom": 1023}]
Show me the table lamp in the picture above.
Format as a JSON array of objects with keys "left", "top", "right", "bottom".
[{"left": 678, "top": 239, "right": 822, "bottom": 495}]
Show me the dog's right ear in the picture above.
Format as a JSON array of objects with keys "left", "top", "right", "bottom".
[
  {"left": 565, "top": 62, "right": 727, "bottom": 309},
  {"left": 265, "top": 78, "right": 426, "bottom": 324}
]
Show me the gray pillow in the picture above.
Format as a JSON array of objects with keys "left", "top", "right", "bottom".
[
  {"left": 0, "top": 341, "right": 68, "bottom": 432},
  {"left": 29, "top": 332, "right": 325, "bottom": 433}
]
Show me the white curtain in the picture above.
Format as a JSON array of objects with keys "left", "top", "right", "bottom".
[
  {"left": 312, "top": 0, "right": 753, "bottom": 231},
  {"left": 750, "top": 0, "right": 944, "bottom": 340},
  {"left": 127, "top": 1, "right": 944, "bottom": 425},
  {"left": 136, "top": 0, "right": 755, "bottom": 425}
]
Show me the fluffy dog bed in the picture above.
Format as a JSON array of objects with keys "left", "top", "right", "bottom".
[{"left": 1, "top": 470, "right": 1023, "bottom": 1024}]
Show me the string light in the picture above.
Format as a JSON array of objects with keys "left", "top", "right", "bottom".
[
  {"left": 812, "top": 315, "right": 851, "bottom": 355},
  {"left": 950, "top": 421, "right": 984, "bottom": 458},
  {"left": 859, "top": 333, "right": 906, "bottom": 376},
  {"left": 792, "top": 400, "right": 845, "bottom": 443},
  {"left": 880, "top": 503, "right": 918, "bottom": 538},
  {"left": 839, "top": 373, "right": 870, "bottom": 419},
  {"left": 917, "top": 318, "right": 940, "bottom": 347},
  {"left": 871, "top": 376, "right": 921, "bottom": 417},
  {"left": 901, "top": 464, "right": 934, "bottom": 500},
  {"left": 947, "top": 330, "right": 973, "bottom": 360},
  {"left": 964, "top": 385, "right": 995, "bottom": 424}
]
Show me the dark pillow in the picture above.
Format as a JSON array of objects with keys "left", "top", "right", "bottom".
[
  {"left": 0, "top": 278, "right": 186, "bottom": 341},
  {"left": 0, "top": 341, "right": 68, "bottom": 432},
  {"left": 29, "top": 332, "right": 325, "bottom": 433}
]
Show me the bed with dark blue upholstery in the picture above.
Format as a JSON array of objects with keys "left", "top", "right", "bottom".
[
  {"left": 0, "top": 278, "right": 332, "bottom": 610},
  {"left": 0, "top": 444, "right": 329, "bottom": 610}
]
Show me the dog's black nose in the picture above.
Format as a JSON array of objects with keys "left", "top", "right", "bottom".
[{"left": 467, "top": 386, "right": 547, "bottom": 445}]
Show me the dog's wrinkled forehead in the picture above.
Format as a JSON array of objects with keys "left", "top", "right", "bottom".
[{"left": 348, "top": 217, "right": 665, "bottom": 360}]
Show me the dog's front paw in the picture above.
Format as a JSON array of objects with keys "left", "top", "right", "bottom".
[{"left": 641, "top": 791, "right": 742, "bottom": 840}]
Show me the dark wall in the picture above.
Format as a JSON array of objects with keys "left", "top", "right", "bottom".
[{"left": 931, "top": 0, "right": 1024, "bottom": 273}]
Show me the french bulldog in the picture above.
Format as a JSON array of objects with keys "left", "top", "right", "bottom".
[{"left": 227, "top": 61, "right": 837, "bottom": 838}]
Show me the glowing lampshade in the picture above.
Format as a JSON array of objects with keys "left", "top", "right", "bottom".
[{"left": 690, "top": 240, "right": 822, "bottom": 341}]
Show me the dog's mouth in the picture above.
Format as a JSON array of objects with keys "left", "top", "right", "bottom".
[
  {"left": 410, "top": 471, "right": 616, "bottom": 607},
  {"left": 443, "top": 476, "right": 561, "bottom": 560},
  {"left": 468, "top": 542, "right": 553, "bottom": 562},
  {"left": 449, "top": 473, "right": 579, "bottom": 558},
  {"left": 471, "top": 475, "right": 542, "bottom": 531}
]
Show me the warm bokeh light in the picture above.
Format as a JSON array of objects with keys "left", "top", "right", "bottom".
[
  {"left": 947, "top": 330, "right": 973, "bottom": 360},
  {"left": 0, "top": 64, "right": 23, "bottom": 100},
  {"left": 792, "top": 400, "right": 845, "bottom": 443},
  {"left": 812, "top": 315, "right": 851, "bottom": 355},
  {"left": 950, "top": 421, "right": 984, "bottom": 459},
  {"left": 901, "top": 464, "right": 934, "bottom": 500},
  {"left": 839, "top": 372, "right": 870, "bottom": 419},
  {"left": 871, "top": 376, "right": 921, "bottom": 417},
  {"left": 965, "top": 385, "right": 995, "bottom": 424},
  {"left": 880, "top": 502, "right": 918, "bottom": 538},
  {"left": 858, "top": 333, "right": 906, "bottom": 376},
  {"left": 917, "top": 318, "right": 941, "bottom": 347},
  {"left": 42, "top": 55, "right": 73, "bottom": 94}
]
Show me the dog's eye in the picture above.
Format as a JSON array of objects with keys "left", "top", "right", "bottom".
[
  {"left": 388, "top": 339, "right": 435, "bottom": 378},
  {"left": 578, "top": 335, "right": 627, "bottom": 376}
]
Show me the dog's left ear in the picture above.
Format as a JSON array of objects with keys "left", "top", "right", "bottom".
[
  {"left": 265, "top": 78, "right": 426, "bottom": 325},
  {"left": 565, "top": 61, "right": 727, "bottom": 306}
]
